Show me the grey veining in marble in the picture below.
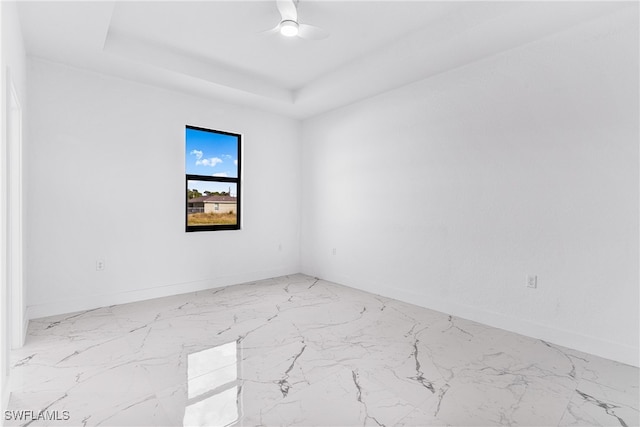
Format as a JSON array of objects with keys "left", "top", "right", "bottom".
[{"left": 7, "top": 275, "right": 639, "bottom": 426}]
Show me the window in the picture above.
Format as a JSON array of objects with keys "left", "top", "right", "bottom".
[{"left": 186, "top": 126, "right": 241, "bottom": 232}]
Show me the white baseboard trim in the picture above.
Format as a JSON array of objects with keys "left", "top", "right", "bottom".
[
  {"left": 21, "top": 314, "right": 28, "bottom": 345},
  {"left": 320, "top": 272, "right": 639, "bottom": 368},
  {"left": 9, "top": 313, "right": 28, "bottom": 350},
  {"left": 26, "top": 268, "right": 299, "bottom": 321},
  {"left": 25, "top": 270, "right": 639, "bottom": 368}
]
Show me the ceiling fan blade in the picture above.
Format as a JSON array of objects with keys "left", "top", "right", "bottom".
[
  {"left": 259, "top": 24, "right": 281, "bottom": 36},
  {"left": 276, "top": 0, "right": 297, "bottom": 22},
  {"left": 298, "top": 23, "right": 329, "bottom": 40}
]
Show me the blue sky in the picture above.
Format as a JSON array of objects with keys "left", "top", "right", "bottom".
[{"left": 186, "top": 127, "right": 238, "bottom": 177}]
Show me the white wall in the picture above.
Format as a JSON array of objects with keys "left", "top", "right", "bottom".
[
  {"left": 301, "top": 8, "right": 639, "bottom": 366},
  {"left": 1, "top": 0, "right": 28, "bottom": 416},
  {"left": 25, "top": 58, "right": 301, "bottom": 319}
]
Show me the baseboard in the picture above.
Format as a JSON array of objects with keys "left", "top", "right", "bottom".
[
  {"left": 320, "top": 272, "right": 639, "bottom": 368},
  {"left": 26, "top": 267, "right": 299, "bottom": 321},
  {"left": 26, "top": 270, "right": 639, "bottom": 367},
  {"left": 10, "top": 311, "right": 28, "bottom": 350},
  {"left": 21, "top": 313, "right": 28, "bottom": 344}
]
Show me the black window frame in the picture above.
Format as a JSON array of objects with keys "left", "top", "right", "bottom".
[{"left": 185, "top": 125, "right": 241, "bottom": 232}]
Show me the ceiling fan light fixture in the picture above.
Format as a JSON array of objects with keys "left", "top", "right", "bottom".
[{"left": 280, "top": 20, "right": 299, "bottom": 37}]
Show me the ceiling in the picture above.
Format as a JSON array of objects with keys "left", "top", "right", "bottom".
[{"left": 16, "top": 1, "right": 633, "bottom": 119}]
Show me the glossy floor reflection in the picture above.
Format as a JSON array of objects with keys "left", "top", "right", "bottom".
[{"left": 7, "top": 275, "right": 639, "bottom": 426}]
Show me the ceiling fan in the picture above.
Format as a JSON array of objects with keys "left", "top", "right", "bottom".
[{"left": 263, "top": 0, "right": 329, "bottom": 40}]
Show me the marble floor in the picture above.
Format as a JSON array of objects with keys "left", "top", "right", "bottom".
[{"left": 6, "top": 274, "right": 639, "bottom": 427}]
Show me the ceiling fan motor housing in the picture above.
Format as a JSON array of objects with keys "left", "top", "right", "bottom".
[{"left": 280, "top": 20, "right": 299, "bottom": 37}]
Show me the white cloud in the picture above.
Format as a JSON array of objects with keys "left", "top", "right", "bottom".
[
  {"left": 196, "top": 157, "right": 223, "bottom": 167},
  {"left": 190, "top": 149, "right": 203, "bottom": 160},
  {"left": 234, "top": 159, "right": 238, "bottom": 166},
  {"left": 212, "top": 172, "right": 229, "bottom": 177}
]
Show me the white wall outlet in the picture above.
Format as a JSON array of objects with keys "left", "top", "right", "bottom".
[
  {"left": 96, "top": 260, "right": 105, "bottom": 271},
  {"left": 278, "top": 243, "right": 282, "bottom": 252},
  {"left": 527, "top": 275, "right": 537, "bottom": 289},
  {"left": 332, "top": 248, "right": 337, "bottom": 256}
]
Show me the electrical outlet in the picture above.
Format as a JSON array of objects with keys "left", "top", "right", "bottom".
[
  {"left": 527, "top": 275, "right": 537, "bottom": 289},
  {"left": 278, "top": 243, "right": 282, "bottom": 252},
  {"left": 332, "top": 248, "right": 337, "bottom": 256},
  {"left": 96, "top": 260, "right": 105, "bottom": 271}
]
